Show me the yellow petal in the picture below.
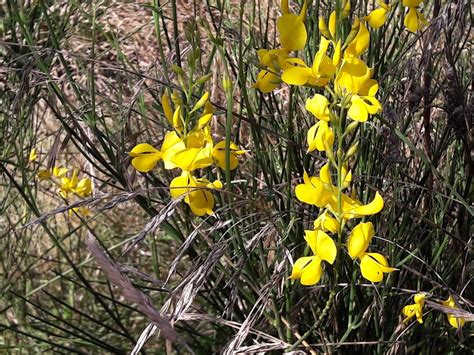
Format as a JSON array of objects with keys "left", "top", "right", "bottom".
[
  {"left": 161, "top": 92, "right": 174, "bottom": 125},
  {"left": 315, "top": 230, "right": 337, "bottom": 264},
  {"left": 281, "top": 66, "right": 311, "bottom": 86},
  {"left": 313, "top": 211, "right": 339, "bottom": 233},
  {"left": 169, "top": 171, "right": 191, "bottom": 198},
  {"left": 198, "top": 101, "right": 214, "bottom": 128},
  {"left": 277, "top": 14, "right": 307, "bottom": 51},
  {"left": 53, "top": 166, "right": 68, "bottom": 178},
  {"left": 359, "top": 252, "right": 396, "bottom": 282},
  {"left": 366, "top": 8, "right": 388, "bottom": 29},
  {"left": 188, "top": 188, "right": 214, "bottom": 216},
  {"left": 38, "top": 170, "right": 52, "bottom": 180},
  {"left": 191, "top": 91, "right": 209, "bottom": 113},
  {"left": 129, "top": 143, "right": 162, "bottom": 172},
  {"left": 328, "top": 11, "right": 336, "bottom": 39},
  {"left": 347, "top": 222, "right": 374, "bottom": 259},
  {"left": 212, "top": 140, "right": 241, "bottom": 170},
  {"left": 161, "top": 132, "right": 186, "bottom": 170},
  {"left": 305, "top": 94, "right": 330, "bottom": 121},
  {"left": 348, "top": 96, "right": 369, "bottom": 122},
  {"left": 319, "top": 163, "right": 331, "bottom": 185},
  {"left": 332, "top": 40, "right": 342, "bottom": 67},
  {"left": 346, "top": 191, "right": 384, "bottom": 217},
  {"left": 345, "top": 21, "right": 370, "bottom": 57},
  {"left": 404, "top": 7, "right": 423, "bottom": 33},
  {"left": 172, "top": 147, "right": 213, "bottom": 172},
  {"left": 318, "top": 17, "right": 331, "bottom": 39},
  {"left": 289, "top": 256, "right": 314, "bottom": 280},
  {"left": 29, "top": 148, "right": 37, "bottom": 162},
  {"left": 402, "top": 304, "right": 418, "bottom": 322},
  {"left": 172, "top": 106, "right": 183, "bottom": 132},
  {"left": 253, "top": 70, "right": 281, "bottom": 93},
  {"left": 301, "top": 257, "right": 323, "bottom": 285},
  {"left": 402, "top": 0, "right": 423, "bottom": 7}
]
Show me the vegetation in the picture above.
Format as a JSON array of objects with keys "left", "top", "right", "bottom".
[{"left": 1, "top": 0, "right": 472, "bottom": 353}]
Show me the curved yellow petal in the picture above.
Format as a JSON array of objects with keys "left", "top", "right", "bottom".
[
  {"left": 348, "top": 96, "right": 369, "bottom": 122},
  {"left": 191, "top": 91, "right": 209, "bottom": 113},
  {"left": 347, "top": 222, "right": 374, "bottom": 259},
  {"left": 328, "top": 11, "right": 336, "bottom": 39},
  {"left": 315, "top": 230, "right": 337, "bottom": 264},
  {"left": 281, "top": 66, "right": 311, "bottom": 86},
  {"left": 319, "top": 162, "right": 332, "bottom": 185},
  {"left": 347, "top": 191, "right": 384, "bottom": 217},
  {"left": 304, "top": 230, "right": 318, "bottom": 255},
  {"left": 313, "top": 211, "right": 339, "bottom": 233},
  {"left": 169, "top": 172, "right": 192, "bottom": 199},
  {"left": 404, "top": 7, "right": 423, "bottom": 33},
  {"left": 161, "top": 92, "right": 174, "bottom": 125},
  {"left": 301, "top": 257, "right": 323, "bottom": 285},
  {"left": 345, "top": 22, "right": 370, "bottom": 57},
  {"left": 366, "top": 8, "right": 388, "bottom": 29},
  {"left": 359, "top": 252, "right": 396, "bottom": 282},
  {"left": 402, "top": 0, "right": 423, "bottom": 7},
  {"left": 305, "top": 94, "right": 330, "bottom": 121},
  {"left": 289, "top": 256, "right": 314, "bottom": 280},
  {"left": 129, "top": 143, "right": 162, "bottom": 172},
  {"left": 253, "top": 70, "right": 281, "bottom": 93},
  {"left": 277, "top": 14, "right": 307, "bottom": 51},
  {"left": 212, "top": 140, "right": 242, "bottom": 170}
]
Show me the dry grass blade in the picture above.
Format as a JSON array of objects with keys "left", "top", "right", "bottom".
[
  {"left": 121, "top": 198, "right": 181, "bottom": 255},
  {"left": 85, "top": 236, "right": 182, "bottom": 345}
]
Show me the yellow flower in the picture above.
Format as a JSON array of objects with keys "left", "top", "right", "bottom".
[
  {"left": 347, "top": 222, "right": 396, "bottom": 282},
  {"left": 442, "top": 296, "right": 466, "bottom": 329},
  {"left": 198, "top": 101, "right": 215, "bottom": 128},
  {"left": 53, "top": 166, "right": 68, "bottom": 178},
  {"left": 161, "top": 131, "right": 187, "bottom": 169},
  {"left": 170, "top": 171, "right": 215, "bottom": 216},
  {"left": 282, "top": 37, "right": 336, "bottom": 86},
  {"left": 253, "top": 70, "right": 282, "bottom": 93},
  {"left": 38, "top": 170, "right": 52, "bottom": 180},
  {"left": 75, "top": 177, "right": 92, "bottom": 198},
  {"left": 171, "top": 145, "right": 214, "bottom": 172},
  {"left": 29, "top": 148, "right": 38, "bottom": 162},
  {"left": 313, "top": 210, "right": 339, "bottom": 233},
  {"left": 340, "top": 191, "right": 385, "bottom": 219},
  {"left": 404, "top": 7, "right": 428, "bottom": 33},
  {"left": 403, "top": 293, "right": 426, "bottom": 324},
  {"left": 305, "top": 94, "right": 331, "bottom": 121},
  {"left": 336, "top": 58, "right": 382, "bottom": 122},
  {"left": 212, "top": 141, "right": 245, "bottom": 170},
  {"left": 359, "top": 252, "right": 395, "bottom": 282},
  {"left": 59, "top": 169, "right": 79, "bottom": 199},
  {"left": 345, "top": 21, "right": 370, "bottom": 58},
  {"left": 296, "top": 169, "right": 384, "bottom": 218},
  {"left": 277, "top": 0, "right": 308, "bottom": 51},
  {"left": 129, "top": 132, "right": 186, "bottom": 173},
  {"left": 253, "top": 49, "right": 290, "bottom": 93},
  {"left": 129, "top": 143, "right": 162, "bottom": 173},
  {"left": 347, "top": 222, "right": 374, "bottom": 259},
  {"left": 162, "top": 92, "right": 174, "bottom": 125},
  {"left": 365, "top": 1, "right": 391, "bottom": 29},
  {"left": 289, "top": 230, "right": 337, "bottom": 285},
  {"left": 307, "top": 121, "right": 334, "bottom": 152},
  {"left": 295, "top": 171, "right": 334, "bottom": 208}
]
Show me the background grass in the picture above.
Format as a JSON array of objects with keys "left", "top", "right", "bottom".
[{"left": 1, "top": 0, "right": 472, "bottom": 353}]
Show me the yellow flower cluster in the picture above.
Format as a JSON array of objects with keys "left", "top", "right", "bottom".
[
  {"left": 129, "top": 84, "right": 244, "bottom": 216},
  {"left": 255, "top": 1, "right": 402, "bottom": 285},
  {"left": 38, "top": 166, "right": 93, "bottom": 215},
  {"left": 254, "top": 0, "right": 428, "bottom": 93},
  {"left": 402, "top": 293, "right": 467, "bottom": 329}
]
